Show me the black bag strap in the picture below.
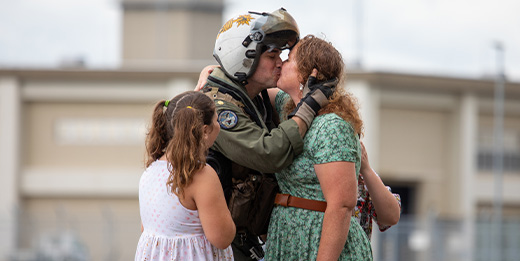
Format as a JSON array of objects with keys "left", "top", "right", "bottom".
[
  {"left": 260, "top": 89, "right": 274, "bottom": 131},
  {"left": 206, "top": 149, "right": 233, "bottom": 201}
]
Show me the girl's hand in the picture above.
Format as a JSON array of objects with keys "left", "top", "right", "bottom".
[{"left": 195, "top": 65, "right": 219, "bottom": 91}]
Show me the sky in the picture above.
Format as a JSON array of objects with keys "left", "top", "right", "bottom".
[{"left": 1, "top": 0, "right": 519, "bottom": 82}]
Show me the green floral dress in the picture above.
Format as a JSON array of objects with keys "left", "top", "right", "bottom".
[{"left": 264, "top": 91, "right": 372, "bottom": 260}]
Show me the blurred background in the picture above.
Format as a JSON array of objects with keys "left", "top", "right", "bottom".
[{"left": 0, "top": 0, "right": 519, "bottom": 260}]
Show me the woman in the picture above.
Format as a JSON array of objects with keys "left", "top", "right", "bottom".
[
  {"left": 135, "top": 91, "right": 235, "bottom": 260},
  {"left": 265, "top": 35, "right": 372, "bottom": 260}
]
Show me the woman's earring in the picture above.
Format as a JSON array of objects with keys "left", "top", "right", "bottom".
[{"left": 299, "top": 83, "right": 304, "bottom": 91}]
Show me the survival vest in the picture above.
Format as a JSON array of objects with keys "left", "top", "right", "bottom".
[{"left": 203, "top": 76, "right": 279, "bottom": 259}]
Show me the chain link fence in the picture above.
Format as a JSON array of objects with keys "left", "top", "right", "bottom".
[{"left": 376, "top": 215, "right": 520, "bottom": 261}]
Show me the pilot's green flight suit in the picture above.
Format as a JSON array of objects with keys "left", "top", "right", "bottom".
[
  {"left": 202, "top": 68, "right": 304, "bottom": 260},
  {"left": 206, "top": 68, "right": 304, "bottom": 172}
]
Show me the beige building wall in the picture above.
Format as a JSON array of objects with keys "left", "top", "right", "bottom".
[
  {"left": 379, "top": 107, "right": 451, "bottom": 217},
  {"left": 372, "top": 79, "right": 520, "bottom": 221},
  {"left": 23, "top": 102, "right": 149, "bottom": 168},
  {"left": 0, "top": 77, "right": 21, "bottom": 259}
]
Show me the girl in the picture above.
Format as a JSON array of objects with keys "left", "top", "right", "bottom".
[{"left": 135, "top": 91, "right": 235, "bottom": 260}]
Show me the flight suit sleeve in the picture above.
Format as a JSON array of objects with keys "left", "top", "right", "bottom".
[{"left": 212, "top": 101, "right": 304, "bottom": 173}]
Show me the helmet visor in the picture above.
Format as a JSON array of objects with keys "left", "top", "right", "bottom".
[
  {"left": 263, "top": 30, "right": 299, "bottom": 51},
  {"left": 250, "top": 8, "right": 300, "bottom": 50}
]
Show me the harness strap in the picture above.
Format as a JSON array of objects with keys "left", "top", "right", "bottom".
[
  {"left": 205, "top": 75, "right": 264, "bottom": 128},
  {"left": 204, "top": 87, "right": 245, "bottom": 108}
]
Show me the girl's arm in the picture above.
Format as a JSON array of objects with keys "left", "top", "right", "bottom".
[
  {"left": 360, "top": 142, "right": 400, "bottom": 226},
  {"left": 192, "top": 165, "right": 236, "bottom": 249},
  {"left": 315, "top": 161, "right": 358, "bottom": 261}
]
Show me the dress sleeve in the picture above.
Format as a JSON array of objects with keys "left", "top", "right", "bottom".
[
  {"left": 275, "top": 90, "right": 290, "bottom": 121},
  {"left": 311, "top": 115, "right": 360, "bottom": 165}
]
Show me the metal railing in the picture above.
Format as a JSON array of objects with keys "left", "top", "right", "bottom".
[
  {"left": 376, "top": 215, "right": 520, "bottom": 261},
  {"left": 4, "top": 212, "right": 520, "bottom": 261}
]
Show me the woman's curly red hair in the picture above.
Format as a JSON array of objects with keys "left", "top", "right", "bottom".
[{"left": 284, "top": 35, "right": 363, "bottom": 135}]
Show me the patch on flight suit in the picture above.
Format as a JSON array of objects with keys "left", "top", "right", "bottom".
[{"left": 218, "top": 110, "right": 238, "bottom": 129}]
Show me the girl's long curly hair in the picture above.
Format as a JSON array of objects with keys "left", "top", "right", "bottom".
[
  {"left": 284, "top": 35, "right": 363, "bottom": 135},
  {"left": 145, "top": 91, "right": 215, "bottom": 197}
]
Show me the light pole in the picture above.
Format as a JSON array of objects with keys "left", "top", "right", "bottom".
[
  {"left": 354, "top": 0, "right": 364, "bottom": 69},
  {"left": 491, "top": 41, "right": 505, "bottom": 261}
]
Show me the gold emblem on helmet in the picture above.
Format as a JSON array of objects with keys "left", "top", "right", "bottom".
[{"left": 217, "top": 14, "right": 253, "bottom": 39}]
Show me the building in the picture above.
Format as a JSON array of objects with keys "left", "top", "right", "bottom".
[{"left": 1, "top": 0, "right": 519, "bottom": 260}]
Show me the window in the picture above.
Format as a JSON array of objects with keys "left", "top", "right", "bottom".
[{"left": 477, "top": 128, "right": 520, "bottom": 172}]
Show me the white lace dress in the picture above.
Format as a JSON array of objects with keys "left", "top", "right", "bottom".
[{"left": 135, "top": 160, "right": 234, "bottom": 261}]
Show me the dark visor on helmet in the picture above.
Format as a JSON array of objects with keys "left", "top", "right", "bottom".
[{"left": 263, "top": 30, "right": 299, "bottom": 51}]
